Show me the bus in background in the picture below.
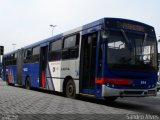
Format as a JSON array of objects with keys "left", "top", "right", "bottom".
[
  {"left": 2, "top": 50, "right": 18, "bottom": 83},
  {"left": 2, "top": 18, "right": 158, "bottom": 101}
]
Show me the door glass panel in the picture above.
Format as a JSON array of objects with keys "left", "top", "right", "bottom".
[{"left": 81, "top": 33, "right": 98, "bottom": 93}]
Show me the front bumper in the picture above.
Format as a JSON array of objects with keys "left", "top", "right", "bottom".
[{"left": 102, "top": 85, "right": 157, "bottom": 97}]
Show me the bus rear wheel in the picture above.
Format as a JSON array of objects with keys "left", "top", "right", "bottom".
[
  {"left": 65, "top": 79, "right": 76, "bottom": 98},
  {"left": 25, "top": 77, "right": 30, "bottom": 90}
]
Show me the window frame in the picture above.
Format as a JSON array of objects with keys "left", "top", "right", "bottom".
[
  {"left": 32, "top": 46, "right": 40, "bottom": 56},
  {"left": 62, "top": 33, "right": 80, "bottom": 60},
  {"left": 49, "top": 39, "right": 62, "bottom": 61},
  {"left": 49, "top": 39, "right": 62, "bottom": 52},
  {"left": 24, "top": 48, "right": 32, "bottom": 63}
]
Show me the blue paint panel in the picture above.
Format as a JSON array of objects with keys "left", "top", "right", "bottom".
[
  {"left": 22, "top": 64, "right": 30, "bottom": 86},
  {"left": 82, "top": 18, "right": 104, "bottom": 30},
  {"left": 82, "top": 89, "right": 95, "bottom": 95},
  {"left": 95, "top": 84, "right": 102, "bottom": 97},
  {"left": 22, "top": 63, "right": 40, "bottom": 88},
  {"left": 31, "top": 63, "right": 40, "bottom": 88},
  {"left": 102, "top": 69, "right": 157, "bottom": 90},
  {"left": 103, "top": 68, "right": 157, "bottom": 89},
  {"left": 82, "top": 25, "right": 102, "bottom": 35},
  {"left": 104, "top": 18, "right": 153, "bottom": 27}
]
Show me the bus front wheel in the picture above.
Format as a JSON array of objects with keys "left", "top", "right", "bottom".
[{"left": 65, "top": 79, "right": 76, "bottom": 98}]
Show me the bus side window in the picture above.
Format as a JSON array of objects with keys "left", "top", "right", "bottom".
[
  {"left": 7, "top": 55, "right": 11, "bottom": 65},
  {"left": 13, "top": 53, "right": 17, "bottom": 65},
  {"left": 49, "top": 39, "right": 62, "bottom": 61},
  {"left": 62, "top": 33, "right": 79, "bottom": 60},
  {"left": 7, "top": 55, "right": 14, "bottom": 65},
  {"left": 11, "top": 53, "right": 17, "bottom": 65},
  {"left": 24, "top": 49, "right": 32, "bottom": 63},
  {"left": 32, "top": 46, "right": 40, "bottom": 63},
  {"left": 5, "top": 57, "right": 8, "bottom": 66}
]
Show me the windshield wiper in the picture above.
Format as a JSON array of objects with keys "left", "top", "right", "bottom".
[{"left": 121, "top": 29, "right": 133, "bottom": 50}]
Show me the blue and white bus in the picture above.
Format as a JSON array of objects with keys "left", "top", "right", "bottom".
[{"left": 2, "top": 18, "right": 158, "bottom": 101}]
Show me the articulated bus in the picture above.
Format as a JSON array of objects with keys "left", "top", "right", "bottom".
[{"left": 2, "top": 18, "right": 158, "bottom": 101}]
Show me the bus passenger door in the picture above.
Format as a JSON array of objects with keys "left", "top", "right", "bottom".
[
  {"left": 39, "top": 46, "right": 48, "bottom": 88},
  {"left": 80, "top": 33, "right": 98, "bottom": 94}
]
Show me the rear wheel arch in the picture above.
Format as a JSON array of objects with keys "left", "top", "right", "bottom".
[
  {"left": 63, "top": 76, "right": 76, "bottom": 98},
  {"left": 63, "top": 76, "right": 72, "bottom": 93}
]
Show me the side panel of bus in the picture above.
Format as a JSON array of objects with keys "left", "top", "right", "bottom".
[
  {"left": 47, "top": 33, "right": 80, "bottom": 93},
  {"left": 48, "top": 59, "right": 79, "bottom": 93},
  {"left": 22, "top": 47, "right": 40, "bottom": 88},
  {"left": 23, "top": 64, "right": 40, "bottom": 88},
  {"left": 4, "top": 53, "right": 18, "bottom": 84}
]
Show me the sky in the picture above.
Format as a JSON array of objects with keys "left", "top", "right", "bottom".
[{"left": 0, "top": 0, "right": 160, "bottom": 53}]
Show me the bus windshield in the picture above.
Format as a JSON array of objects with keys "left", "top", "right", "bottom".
[{"left": 107, "top": 30, "right": 157, "bottom": 71}]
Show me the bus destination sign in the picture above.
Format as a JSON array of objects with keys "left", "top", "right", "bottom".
[{"left": 119, "top": 22, "right": 145, "bottom": 32}]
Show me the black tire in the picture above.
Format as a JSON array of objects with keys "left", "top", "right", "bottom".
[
  {"left": 65, "top": 79, "right": 76, "bottom": 98},
  {"left": 25, "top": 77, "right": 30, "bottom": 90},
  {"left": 104, "top": 97, "right": 117, "bottom": 102}
]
